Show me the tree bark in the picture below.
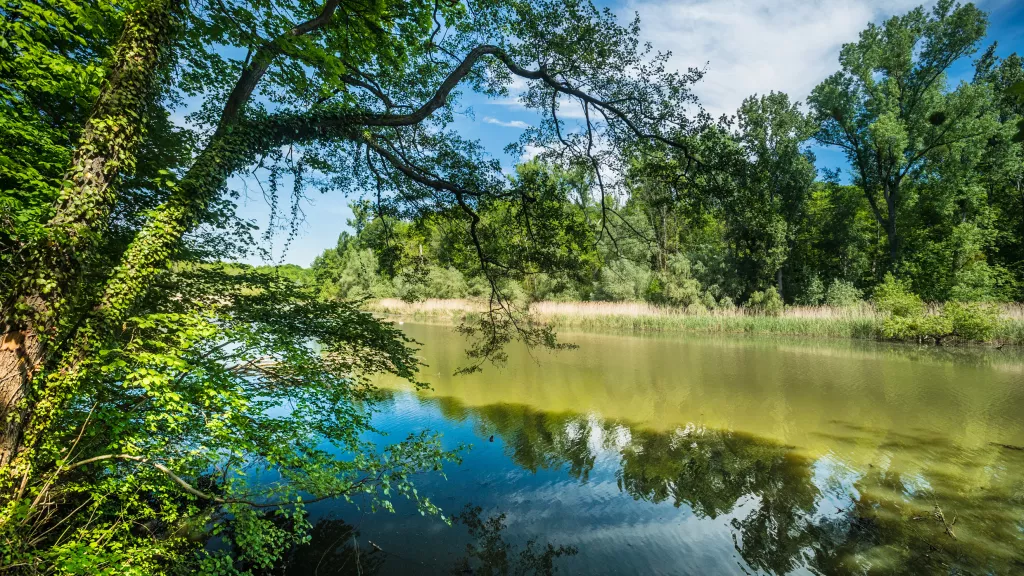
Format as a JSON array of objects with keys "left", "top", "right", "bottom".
[
  {"left": 885, "top": 194, "right": 900, "bottom": 265},
  {"left": 0, "top": 0, "right": 178, "bottom": 470}
]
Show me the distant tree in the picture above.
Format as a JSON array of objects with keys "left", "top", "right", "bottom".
[
  {"left": 808, "top": 1, "right": 995, "bottom": 267},
  {"left": 730, "top": 91, "right": 816, "bottom": 297}
]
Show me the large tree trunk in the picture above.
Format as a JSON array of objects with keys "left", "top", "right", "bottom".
[
  {"left": 885, "top": 202, "right": 900, "bottom": 266},
  {"left": 0, "top": 309, "right": 44, "bottom": 469},
  {"left": 884, "top": 182, "right": 901, "bottom": 266},
  {"left": 0, "top": 0, "right": 178, "bottom": 471}
]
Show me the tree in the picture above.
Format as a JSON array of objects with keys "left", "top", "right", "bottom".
[
  {"left": 974, "top": 50, "right": 1024, "bottom": 300},
  {"left": 1, "top": 0, "right": 706, "bottom": 569},
  {"left": 730, "top": 91, "right": 816, "bottom": 297},
  {"left": 808, "top": 1, "right": 994, "bottom": 267}
]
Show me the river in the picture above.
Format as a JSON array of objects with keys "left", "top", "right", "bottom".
[{"left": 288, "top": 323, "right": 1024, "bottom": 575}]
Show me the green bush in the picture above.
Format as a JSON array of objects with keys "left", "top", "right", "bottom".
[
  {"left": 824, "top": 279, "right": 862, "bottom": 307},
  {"left": 873, "top": 273, "right": 924, "bottom": 317},
  {"left": 394, "top": 272, "right": 427, "bottom": 302},
  {"left": 880, "top": 313, "right": 953, "bottom": 342},
  {"left": 700, "top": 289, "right": 718, "bottom": 310},
  {"left": 745, "top": 286, "right": 784, "bottom": 316},
  {"left": 328, "top": 248, "right": 394, "bottom": 300},
  {"left": 943, "top": 301, "right": 1002, "bottom": 341},
  {"left": 527, "top": 272, "right": 583, "bottom": 302},
  {"left": 649, "top": 254, "right": 704, "bottom": 307},
  {"left": 425, "top": 266, "right": 469, "bottom": 299},
  {"left": 596, "top": 258, "right": 651, "bottom": 301},
  {"left": 686, "top": 302, "right": 708, "bottom": 315},
  {"left": 468, "top": 274, "right": 490, "bottom": 297},
  {"left": 799, "top": 276, "right": 825, "bottom": 305}
]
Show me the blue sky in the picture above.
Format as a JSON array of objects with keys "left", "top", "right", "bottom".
[{"left": 231, "top": 0, "right": 1024, "bottom": 267}]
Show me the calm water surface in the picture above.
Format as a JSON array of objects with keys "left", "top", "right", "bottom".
[{"left": 292, "top": 323, "right": 1024, "bottom": 575}]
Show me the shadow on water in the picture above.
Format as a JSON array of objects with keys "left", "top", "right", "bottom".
[
  {"left": 266, "top": 390, "right": 1024, "bottom": 575},
  {"left": 253, "top": 505, "right": 576, "bottom": 576}
]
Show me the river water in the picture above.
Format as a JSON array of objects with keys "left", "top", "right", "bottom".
[{"left": 290, "top": 323, "right": 1024, "bottom": 575}]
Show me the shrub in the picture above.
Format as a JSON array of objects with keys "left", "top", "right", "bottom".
[
  {"left": 799, "top": 276, "right": 825, "bottom": 306},
  {"left": 330, "top": 248, "right": 394, "bottom": 300},
  {"left": 700, "top": 290, "right": 718, "bottom": 310},
  {"left": 394, "top": 271, "right": 427, "bottom": 302},
  {"left": 425, "top": 266, "right": 469, "bottom": 299},
  {"left": 467, "top": 275, "right": 490, "bottom": 297},
  {"left": 686, "top": 302, "right": 708, "bottom": 315},
  {"left": 824, "top": 279, "right": 862, "bottom": 307},
  {"left": 881, "top": 313, "right": 953, "bottom": 343},
  {"left": 527, "top": 273, "right": 582, "bottom": 301},
  {"left": 596, "top": 258, "right": 651, "bottom": 301},
  {"left": 873, "top": 273, "right": 924, "bottom": 317},
  {"left": 718, "top": 296, "right": 736, "bottom": 311},
  {"left": 944, "top": 301, "right": 1002, "bottom": 342},
  {"left": 497, "top": 278, "right": 528, "bottom": 305},
  {"left": 745, "top": 286, "right": 783, "bottom": 316},
  {"left": 650, "top": 254, "right": 704, "bottom": 307}
]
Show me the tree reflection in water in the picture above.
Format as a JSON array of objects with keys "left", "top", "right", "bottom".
[
  {"left": 429, "top": 395, "right": 1024, "bottom": 575},
  {"left": 451, "top": 505, "right": 577, "bottom": 576},
  {"left": 260, "top": 506, "right": 576, "bottom": 576},
  {"left": 267, "top": 394, "right": 1024, "bottom": 575}
]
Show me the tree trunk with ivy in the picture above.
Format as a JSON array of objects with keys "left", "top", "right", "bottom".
[{"left": 0, "top": 0, "right": 178, "bottom": 474}]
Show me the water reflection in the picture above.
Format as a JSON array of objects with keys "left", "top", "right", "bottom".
[
  {"left": 261, "top": 504, "right": 577, "bottom": 576},
  {"left": 261, "top": 518, "right": 385, "bottom": 575},
  {"left": 281, "top": 324, "right": 1024, "bottom": 575},
  {"left": 452, "top": 505, "right": 578, "bottom": 576},
  {"left": 405, "top": 393, "right": 1023, "bottom": 574}
]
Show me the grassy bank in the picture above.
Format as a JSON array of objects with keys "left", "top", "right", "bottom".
[{"left": 367, "top": 298, "right": 1024, "bottom": 345}]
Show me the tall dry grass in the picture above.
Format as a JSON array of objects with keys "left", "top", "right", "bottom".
[
  {"left": 367, "top": 298, "right": 1024, "bottom": 344},
  {"left": 371, "top": 298, "right": 880, "bottom": 319}
]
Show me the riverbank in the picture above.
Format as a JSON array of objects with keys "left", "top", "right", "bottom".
[{"left": 367, "top": 298, "right": 1024, "bottom": 345}]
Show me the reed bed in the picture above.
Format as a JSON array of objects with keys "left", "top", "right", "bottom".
[{"left": 368, "top": 298, "right": 1024, "bottom": 344}]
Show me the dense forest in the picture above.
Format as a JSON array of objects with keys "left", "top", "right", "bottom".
[
  {"left": 1, "top": 0, "right": 1022, "bottom": 573},
  {"left": 309, "top": 12, "right": 1024, "bottom": 310}
]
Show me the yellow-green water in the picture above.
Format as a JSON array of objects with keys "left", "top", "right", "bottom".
[{"left": 306, "top": 324, "right": 1024, "bottom": 575}]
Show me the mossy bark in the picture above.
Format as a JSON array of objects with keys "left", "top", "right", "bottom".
[{"left": 0, "top": 0, "right": 178, "bottom": 476}]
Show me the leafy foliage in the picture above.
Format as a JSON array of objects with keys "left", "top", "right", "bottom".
[
  {"left": 823, "top": 280, "right": 863, "bottom": 308},
  {"left": 744, "top": 286, "right": 784, "bottom": 317}
]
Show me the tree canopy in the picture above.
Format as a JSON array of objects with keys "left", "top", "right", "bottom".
[
  {"left": 2, "top": 0, "right": 1023, "bottom": 572},
  {"left": 0, "top": 0, "right": 711, "bottom": 572}
]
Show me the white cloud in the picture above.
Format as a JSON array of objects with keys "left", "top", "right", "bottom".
[
  {"left": 623, "top": 0, "right": 926, "bottom": 117},
  {"left": 483, "top": 116, "right": 531, "bottom": 129},
  {"left": 521, "top": 144, "right": 545, "bottom": 162}
]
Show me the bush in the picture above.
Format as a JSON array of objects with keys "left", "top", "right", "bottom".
[
  {"left": 527, "top": 273, "right": 583, "bottom": 302},
  {"left": 700, "top": 290, "right": 718, "bottom": 310},
  {"left": 873, "top": 273, "right": 924, "bottom": 317},
  {"left": 686, "top": 302, "right": 708, "bottom": 315},
  {"left": 944, "top": 301, "right": 1002, "bottom": 342},
  {"left": 331, "top": 248, "right": 394, "bottom": 300},
  {"left": 425, "top": 266, "right": 469, "bottom": 299},
  {"left": 596, "top": 258, "right": 651, "bottom": 301},
  {"left": 497, "top": 278, "right": 528, "bottom": 305},
  {"left": 824, "top": 279, "right": 862, "bottom": 307},
  {"left": 650, "top": 254, "right": 703, "bottom": 307},
  {"left": 467, "top": 275, "right": 490, "bottom": 297},
  {"left": 799, "top": 276, "right": 825, "bottom": 306},
  {"left": 881, "top": 313, "right": 953, "bottom": 342},
  {"left": 878, "top": 297, "right": 1002, "bottom": 344},
  {"left": 718, "top": 296, "right": 736, "bottom": 311},
  {"left": 745, "top": 286, "right": 784, "bottom": 316},
  {"left": 394, "top": 272, "right": 427, "bottom": 302}
]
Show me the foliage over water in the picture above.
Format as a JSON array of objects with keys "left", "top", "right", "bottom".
[{"left": 277, "top": 324, "right": 1024, "bottom": 575}]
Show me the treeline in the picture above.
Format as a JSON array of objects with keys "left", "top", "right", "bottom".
[{"left": 308, "top": 3, "right": 1024, "bottom": 312}]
